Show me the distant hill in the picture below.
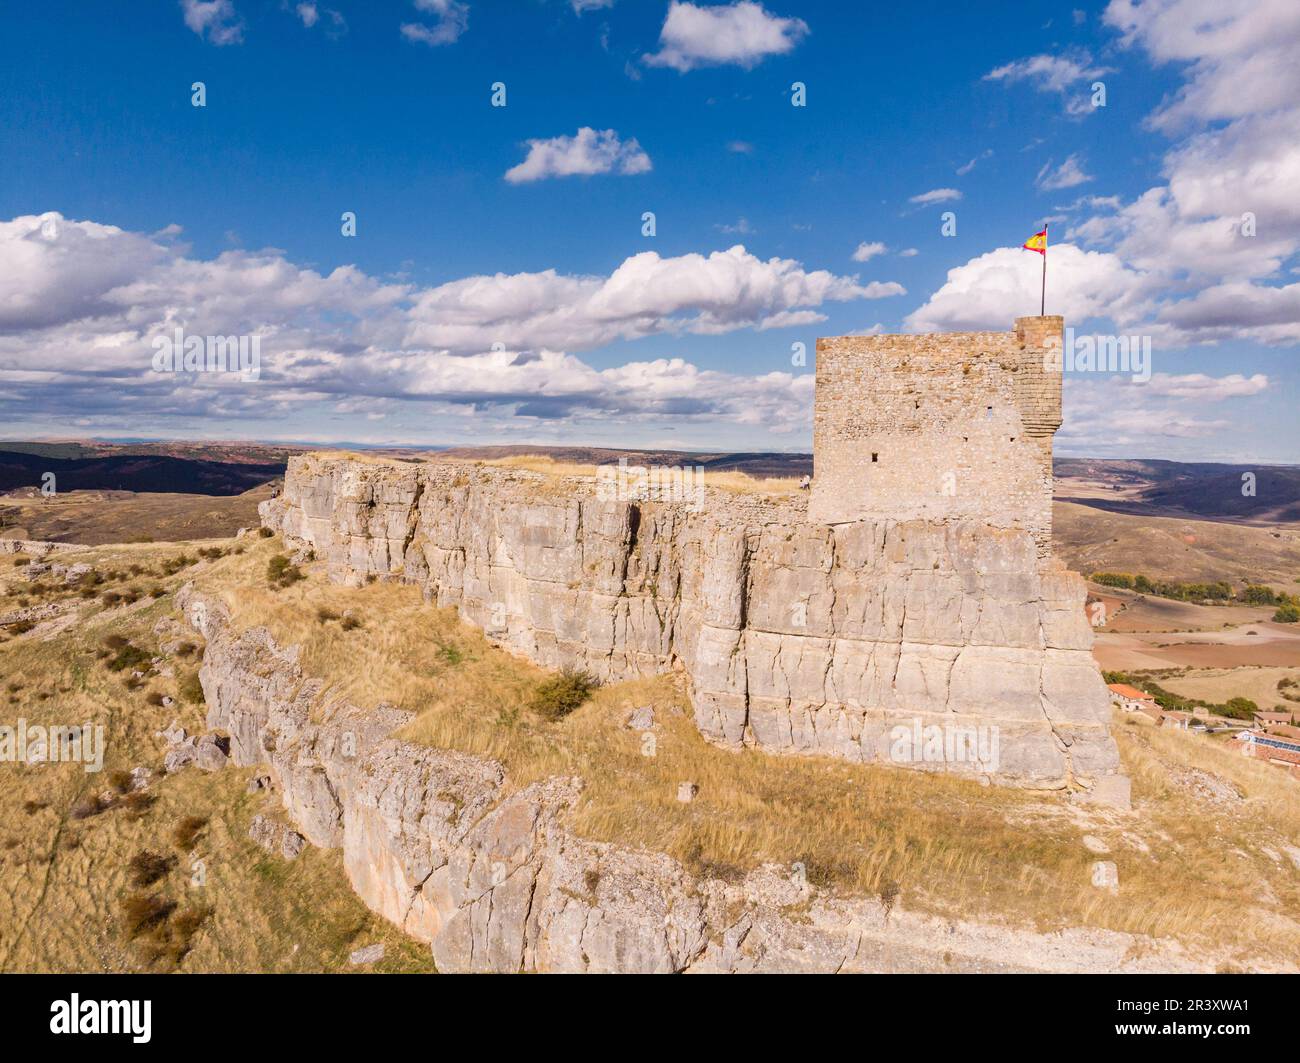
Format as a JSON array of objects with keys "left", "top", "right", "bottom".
[
  {"left": 1054, "top": 458, "right": 1300, "bottom": 523},
  {"left": 3, "top": 441, "right": 1296, "bottom": 526},
  {"left": 436, "top": 444, "right": 814, "bottom": 479},
  {"left": 0, "top": 448, "right": 284, "bottom": 496}
]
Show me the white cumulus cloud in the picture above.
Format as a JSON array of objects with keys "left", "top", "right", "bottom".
[
  {"left": 401, "top": 0, "right": 469, "bottom": 47},
  {"left": 904, "top": 243, "right": 1144, "bottom": 333},
  {"left": 644, "top": 1, "right": 808, "bottom": 72},
  {"left": 180, "top": 0, "right": 244, "bottom": 45},
  {"left": 505, "top": 127, "right": 651, "bottom": 183}
]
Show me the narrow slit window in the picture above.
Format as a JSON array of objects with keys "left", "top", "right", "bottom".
[
  {"left": 871, "top": 452, "right": 879, "bottom": 463},
  {"left": 986, "top": 406, "right": 993, "bottom": 419}
]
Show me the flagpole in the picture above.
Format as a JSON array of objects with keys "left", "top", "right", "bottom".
[{"left": 1040, "top": 224, "right": 1047, "bottom": 316}]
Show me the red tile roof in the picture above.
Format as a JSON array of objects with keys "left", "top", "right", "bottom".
[{"left": 1107, "top": 683, "right": 1156, "bottom": 702}]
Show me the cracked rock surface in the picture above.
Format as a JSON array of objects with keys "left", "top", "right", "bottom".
[
  {"left": 177, "top": 585, "right": 1187, "bottom": 974},
  {"left": 260, "top": 455, "right": 1120, "bottom": 789}
]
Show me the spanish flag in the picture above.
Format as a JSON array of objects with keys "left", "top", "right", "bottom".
[{"left": 1023, "top": 227, "right": 1047, "bottom": 255}]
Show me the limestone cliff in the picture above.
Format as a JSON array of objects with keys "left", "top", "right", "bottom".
[
  {"left": 259, "top": 455, "right": 1119, "bottom": 789},
  {"left": 178, "top": 585, "right": 1184, "bottom": 973}
]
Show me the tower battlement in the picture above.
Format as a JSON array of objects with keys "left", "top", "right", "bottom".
[{"left": 810, "top": 316, "right": 1064, "bottom": 555}]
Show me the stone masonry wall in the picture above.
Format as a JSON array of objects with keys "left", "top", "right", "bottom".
[
  {"left": 810, "top": 317, "right": 1063, "bottom": 556},
  {"left": 259, "top": 452, "right": 1120, "bottom": 791}
]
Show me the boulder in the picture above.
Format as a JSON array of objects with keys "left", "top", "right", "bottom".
[
  {"left": 626, "top": 706, "right": 655, "bottom": 731},
  {"left": 163, "top": 739, "right": 197, "bottom": 774},
  {"left": 195, "top": 733, "right": 230, "bottom": 772},
  {"left": 249, "top": 814, "right": 306, "bottom": 860},
  {"left": 348, "top": 943, "right": 385, "bottom": 966}
]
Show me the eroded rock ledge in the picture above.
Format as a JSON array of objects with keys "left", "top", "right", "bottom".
[
  {"left": 177, "top": 585, "right": 1192, "bottom": 973},
  {"left": 259, "top": 455, "right": 1120, "bottom": 790}
]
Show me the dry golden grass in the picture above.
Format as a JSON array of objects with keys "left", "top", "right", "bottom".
[
  {"left": 477, "top": 454, "right": 598, "bottom": 478},
  {"left": 0, "top": 540, "right": 433, "bottom": 973},
  {"left": 194, "top": 539, "right": 544, "bottom": 722},
  {"left": 188, "top": 536, "right": 1300, "bottom": 967},
  {"left": 477, "top": 454, "right": 801, "bottom": 497},
  {"left": 0, "top": 483, "right": 273, "bottom": 546},
  {"left": 281, "top": 451, "right": 802, "bottom": 499}
]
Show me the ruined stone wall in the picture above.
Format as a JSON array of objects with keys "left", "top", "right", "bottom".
[
  {"left": 260, "top": 453, "right": 1120, "bottom": 790},
  {"left": 810, "top": 317, "right": 1063, "bottom": 556}
]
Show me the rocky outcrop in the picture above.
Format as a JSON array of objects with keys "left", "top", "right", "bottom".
[
  {"left": 177, "top": 584, "right": 1191, "bottom": 973},
  {"left": 260, "top": 455, "right": 1120, "bottom": 790},
  {"left": 0, "top": 538, "right": 78, "bottom": 557}
]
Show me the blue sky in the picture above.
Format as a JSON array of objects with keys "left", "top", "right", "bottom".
[{"left": 0, "top": 0, "right": 1296, "bottom": 461}]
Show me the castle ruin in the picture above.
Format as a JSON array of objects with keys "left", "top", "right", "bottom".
[
  {"left": 811, "top": 316, "right": 1063, "bottom": 557},
  {"left": 262, "top": 315, "right": 1123, "bottom": 794}
]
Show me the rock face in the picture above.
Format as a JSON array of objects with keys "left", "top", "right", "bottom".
[
  {"left": 260, "top": 455, "right": 1120, "bottom": 790},
  {"left": 177, "top": 585, "right": 1191, "bottom": 974},
  {"left": 0, "top": 539, "right": 77, "bottom": 558}
]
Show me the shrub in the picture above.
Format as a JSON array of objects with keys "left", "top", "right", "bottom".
[
  {"left": 257, "top": 526, "right": 274, "bottom": 538},
  {"left": 266, "top": 555, "right": 304, "bottom": 589},
  {"left": 145, "top": 691, "right": 165, "bottom": 706},
  {"left": 168, "top": 904, "right": 212, "bottom": 962},
  {"left": 528, "top": 669, "right": 597, "bottom": 721},
  {"left": 316, "top": 607, "right": 340, "bottom": 623},
  {"left": 104, "top": 640, "right": 150, "bottom": 673},
  {"left": 127, "top": 851, "right": 175, "bottom": 888},
  {"left": 178, "top": 671, "right": 204, "bottom": 706},
  {"left": 340, "top": 614, "right": 362, "bottom": 631},
  {"left": 121, "top": 791, "right": 156, "bottom": 819},
  {"left": 1222, "top": 697, "right": 1259, "bottom": 720},
  {"left": 121, "top": 892, "right": 176, "bottom": 939},
  {"left": 12, "top": 557, "right": 30, "bottom": 567},
  {"left": 1273, "top": 603, "right": 1300, "bottom": 623},
  {"left": 172, "top": 815, "right": 208, "bottom": 852},
  {"left": 69, "top": 794, "right": 109, "bottom": 820},
  {"left": 6, "top": 620, "right": 35, "bottom": 635},
  {"left": 108, "top": 769, "right": 134, "bottom": 794}
]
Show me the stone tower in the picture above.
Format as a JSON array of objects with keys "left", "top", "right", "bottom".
[{"left": 809, "top": 316, "right": 1064, "bottom": 556}]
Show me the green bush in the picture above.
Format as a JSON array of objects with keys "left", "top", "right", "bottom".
[
  {"left": 266, "top": 554, "right": 304, "bottom": 589},
  {"left": 178, "top": 670, "right": 204, "bottom": 706},
  {"left": 529, "top": 668, "right": 598, "bottom": 721},
  {"left": 1274, "top": 603, "right": 1300, "bottom": 623},
  {"left": 103, "top": 639, "right": 151, "bottom": 673}
]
